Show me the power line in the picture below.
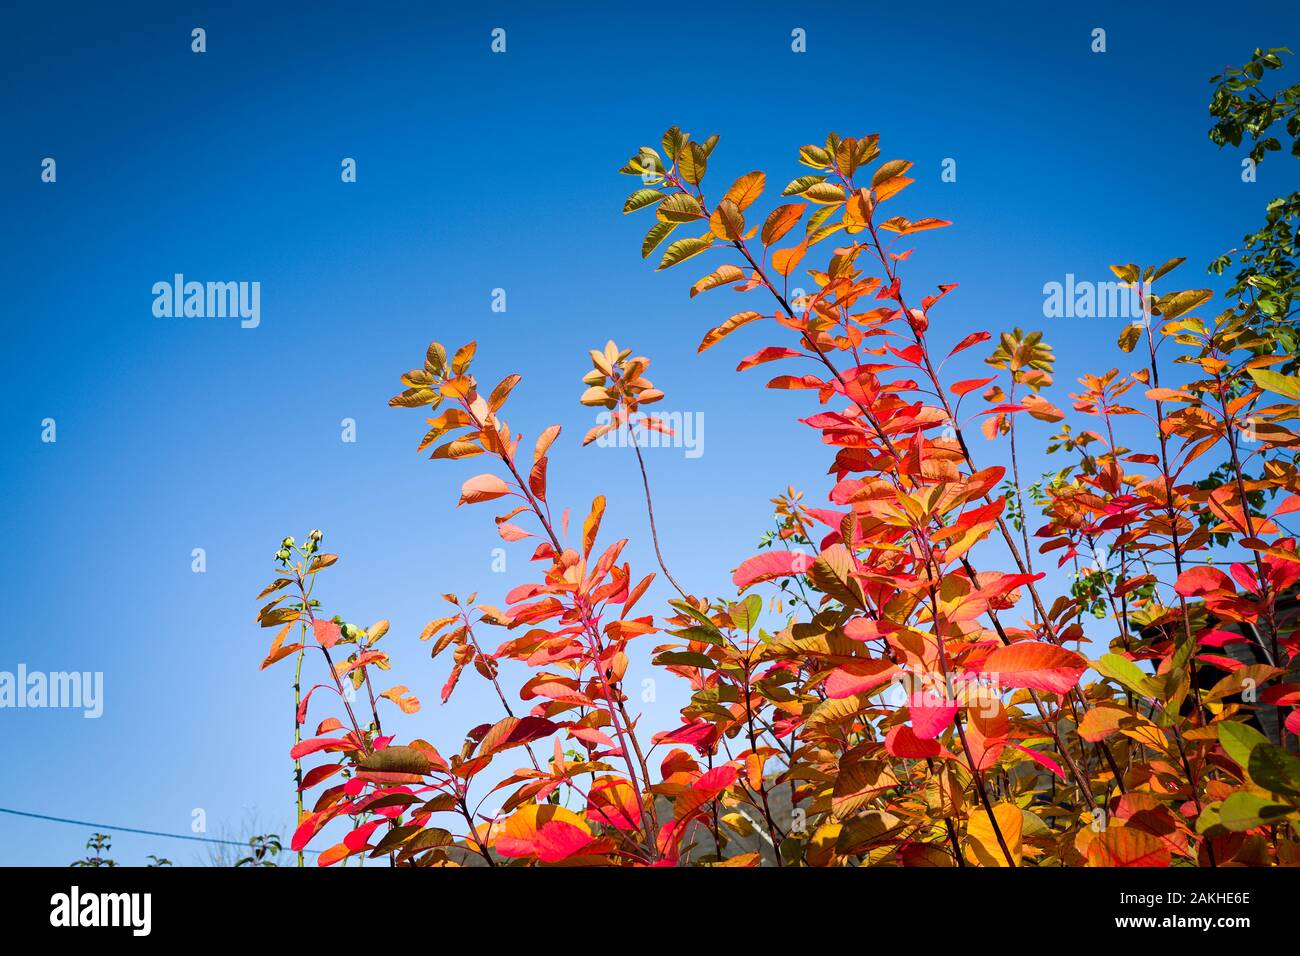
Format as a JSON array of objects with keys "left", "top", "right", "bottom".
[{"left": 0, "top": 806, "right": 319, "bottom": 855}]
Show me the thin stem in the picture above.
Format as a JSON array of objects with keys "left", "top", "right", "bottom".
[{"left": 630, "top": 433, "right": 689, "bottom": 600}]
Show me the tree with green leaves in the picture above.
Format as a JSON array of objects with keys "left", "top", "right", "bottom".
[
  {"left": 1208, "top": 47, "right": 1299, "bottom": 366},
  {"left": 70, "top": 832, "right": 117, "bottom": 867}
]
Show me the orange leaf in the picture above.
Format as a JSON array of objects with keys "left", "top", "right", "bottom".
[
  {"left": 459, "top": 473, "right": 512, "bottom": 505},
  {"left": 965, "top": 803, "right": 1023, "bottom": 866},
  {"left": 722, "top": 170, "right": 765, "bottom": 210},
  {"left": 761, "top": 204, "right": 805, "bottom": 246},
  {"left": 534, "top": 425, "right": 561, "bottom": 464},
  {"left": 981, "top": 642, "right": 1086, "bottom": 695},
  {"left": 582, "top": 495, "right": 606, "bottom": 557},
  {"left": 1086, "top": 826, "right": 1170, "bottom": 867},
  {"left": 771, "top": 239, "right": 809, "bottom": 278},
  {"left": 698, "top": 311, "right": 764, "bottom": 352}
]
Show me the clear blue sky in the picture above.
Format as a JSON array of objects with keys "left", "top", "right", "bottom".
[{"left": 1, "top": 1, "right": 1295, "bottom": 865}]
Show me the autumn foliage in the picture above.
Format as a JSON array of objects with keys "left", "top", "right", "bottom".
[{"left": 256, "top": 126, "right": 1300, "bottom": 867}]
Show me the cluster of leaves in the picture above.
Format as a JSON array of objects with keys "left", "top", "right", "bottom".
[
  {"left": 1208, "top": 47, "right": 1299, "bottom": 362},
  {"left": 235, "top": 834, "right": 283, "bottom": 867},
  {"left": 256, "top": 123, "right": 1300, "bottom": 867},
  {"left": 70, "top": 832, "right": 117, "bottom": 868},
  {"left": 69, "top": 833, "right": 171, "bottom": 868},
  {"left": 1209, "top": 47, "right": 1299, "bottom": 164}
]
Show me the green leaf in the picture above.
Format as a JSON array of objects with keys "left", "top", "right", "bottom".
[
  {"left": 425, "top": 342, "right": 447, "bottom": 374},
  {"left": 623, "top": 189, "right": 665, "bottom": 214},
  {"left": 642, "top": 221, "right": 676, "bottom": 259},
  {"left": 668, "top": 599, "right": 723, "bottom": 634},
  {"left": 727, "top": 593, "right": 763, "bottom": 633},
  {"left": 653, "top": 650, "right": 716, "bottom": 669},
  {"left": 369, "top": 823, "right": 424, "bottom": 856},
  {"left": 1218, "top": 720, "right": 1270, "bottom": 773},
  {"left": 803, "top": 182, "right": 847, "bottom": 204},
  {"left": 662, "top": 126, "right": 685, "bottom": 162},
  {"left": 657, "top": 236, "right": 713, "bottom": 271},
  {"left": 1156, "top": 288, "right": 1213, "bottom": 320},
  {"left": 657, "top": 193, "right": 705, "bottom": 223},
  {"left": 394, "top": 827, "right": 453, "bottom": 863},
  {"left": 1247, "top": 367, "right": 1300, "bottom": 400},
  {"left": 871, "top": 159, "right": 912, "bottom": 186},
  {"left": 679, "top": 142, "right": 708, "bottom": 186},
  {"left": 1247, "top": 742, "right": 1300, "bottom": 798},
  {"left": 1216, "top": 791, "right": 1293, "bottom": 831},
  {"left": 389, "top": 387, "right": 438, "bottom": 408},
  {"left": 808, "top": 221, "right": 846, "bottom": 246},
  {"left": 1117, "top": 323, "right": 1143, "bottom": 353},
  {"left": 258, "top": 607, "right": 299, "bottom": 628},
  {"left": 1095, "top": 653, "right": 1156, "bottom": 698},
  {"left": 671, "top": 624, "right": 726, "bottom": 647},
  {"left": 782, "top": 175, "right": 827, "bottom": 196},
  {"left": 799, "top": 144, "right": 832, "bottom": 168},
  {"left": 1151, "top": 257, "right": 1186, "bottom": 281},
  {"left": 1151, "top": 636, "right": 1195, "bottom": 716},
  {"left": 809, "top": 544, "right": 863, "bottom": 610}
]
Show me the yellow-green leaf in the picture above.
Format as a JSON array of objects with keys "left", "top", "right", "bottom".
[{"left": 658, "top": 236, "right": 713, "bottom": 271}]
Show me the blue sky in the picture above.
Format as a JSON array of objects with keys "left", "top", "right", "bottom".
[{"left": 1, "top": 1, "right": 1296, "bottom": 865}]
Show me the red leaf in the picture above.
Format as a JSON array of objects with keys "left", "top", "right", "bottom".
[
  {"left": 496, "top": 805, "right": 595, "bottom": 863},
  {"left": 290, "top": 735, "right": 344, "bottom": 760},
  {"left": 1008, "top": 743, "right": 1066, "bottom": 779},
  {"left": 951, "top": 377, "right": 995, "bottom": 396},
  {"left": 291, "top": 811, "right": 332, "bottom": 852},
  {"left": 441, "top": 662, "right": 465, "bottom": 703},
  {"left": 300, "top": 763, "right": 343, "bottom": 790},
  {"left": 885, "top": 724, "right": 941, "bottom": 758},
  {"left": 653, "top": 720, "right": 718, "bottom": 750},
  {"left": 736, "top": 346, "right": 804, "bottom": 371},
  {"left": 1197, "top": 654, "right": 1245, "bottom": 672},
  {"left": 945, "top": 330, "right": 990, "bottom": 359},
  {"left": 1261, "top": 684, "right": 1300, "bottom": 706},
  {"left": 981, "top": 642, "right": 1086, "bottom": 695},
  {"left": 732, "top": 550, "right": 812, "bottom": 589},
  {"left": 826, "top": 659, "right": 899, "bottom": 699},
  {"left": 313, "top": 619, "right": 341, "bottom": 648},
  {"left": 344, "top": 820, "right": 383, "bottom": 852},
  {"left": 910, "top": 696, "right": 958, "bottom": 740},
  {"left": 1198, "top": 628, "right": 1249, "bottom": 648},
  {"left": 570, "top": 726, "right": 617, "bottom": 749},
  {"left": 586, "top": 776, "right": 641, "bottom": 830},
  {"left": 1174, "top": 566, "right": 1234, "bottom": 598},
  {"left": 491, "top": 716, "right": 559, "bottom": 754},
  {"left": 693, "top": 764, "right": 739, "bottom": 798}
]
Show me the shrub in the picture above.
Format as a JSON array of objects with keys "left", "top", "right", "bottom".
[{"left": 256, "top": 126, "right": 1300, "bottom": 867}]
